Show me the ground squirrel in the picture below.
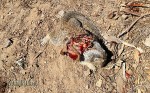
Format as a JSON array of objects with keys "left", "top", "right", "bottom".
[{"left": 60, "top": 11, "right": 113, "bottom": 71}]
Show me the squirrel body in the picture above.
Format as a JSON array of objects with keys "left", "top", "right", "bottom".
[
  {"left": 60, "top": 11, "right": 113, "bottom": 71},
  {"left": 61, "top": 11, "right": 104, "bottom": 40}
]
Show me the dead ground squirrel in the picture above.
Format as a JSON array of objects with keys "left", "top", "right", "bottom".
[{"left": 60, "top": 11, "right": 113, "bottom": 71}]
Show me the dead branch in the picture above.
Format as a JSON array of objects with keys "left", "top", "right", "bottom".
[{"left": 118, "top": 13, "right": 150, "bottom": 38}]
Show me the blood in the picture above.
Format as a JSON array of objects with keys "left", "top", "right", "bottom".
[{"left": 66, "top": 34, "right": 93, "bottom": 60}]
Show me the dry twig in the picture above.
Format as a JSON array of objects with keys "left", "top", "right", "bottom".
[
  {"left": 33, "top": 45, "right": 47, "bottom": 60},
  {"left": 118, "top": 13, "right": 150, "bottom": 38}
]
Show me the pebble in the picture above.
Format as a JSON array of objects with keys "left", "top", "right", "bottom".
[
  {"left": 40, "top": 13, "right": 45, "bottom": 19},
  {"left": 16, "top": 58, "right": 26, "bottom": 69},
  {"left": 40, "top": 34, "right": 50, "bottom": 46},
  {"left": 96, "top": 78, "right": 102, "bottom": 87},
  {"left": 20, "top": 70, "right": 26, "bottom": 75},
  {"left": 85, "top": 85, "right": 89, "bottom": 89},
  {"left": 120, "top": 6, "right": 126, "bottom": 12},
  {"left": 143, "top": 35, "right": 150, "bottom": 47},
  {"left": 121, "top": 14, "right": 128, "bottom": 20},
  {"left": 3, "top": 38, "right": 13, "bottom": 48},
  {"left": 83, "top": 70, "right": 91, "bottom": 76},
  {"left": 56, "top": 10, "right": 64, "bottom": 18}
]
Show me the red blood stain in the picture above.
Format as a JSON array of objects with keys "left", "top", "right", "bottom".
[{"left": 66, "top": 34, "right": 93, "bottom": 60}]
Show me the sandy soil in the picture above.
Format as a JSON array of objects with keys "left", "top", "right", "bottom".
[{"left": 0, "top": 0, "right": 150, "bottom": 93}]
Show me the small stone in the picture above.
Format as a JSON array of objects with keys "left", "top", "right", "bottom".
[
  {"left": 96, "top": 78, "right": 102, "bottom": 87},
  {"left": 56, "top": 10, "right": 64, "bottom": 18},
  {"left": 143, "top": 35, "right": 150, "bottom": 47},
  {"left": 84, "top": 70, "right": 91, "bottom": 76},
  {"left": 41, "top": 34, "right": 50, "bottom": 46},
  {"left": 121, "top": 14, "right": 128, "bottom": 20},
  {"left": 85, "top": 85, "right": 89, "bottom": 89},
  {"left": 1, "top": 15, "right": 4, "bottom": 19},
  {"left": 16, "top": 58, "right": 26, "bottom": 69},
  {"left": 3, "top": 38, "right": 13, "bottom": 48},
  {"left": 40, "top": 13, "right": 45, "bottom": 19},
  {"left": 120, "top": 6, "right": 126, "bottom": 12},
  {"left": 10, "top": 66, "right": 14, "bottom": 70},
  {"left": 20, "top": 70, "right": 26, "bottom": 75},
  {"left": 44, "top": 61, "right": 47, "bottom": 64}
]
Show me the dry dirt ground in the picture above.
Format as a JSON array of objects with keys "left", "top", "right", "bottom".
[{"left": 0, "top": 0, "right": 150, "bottom": 93}]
